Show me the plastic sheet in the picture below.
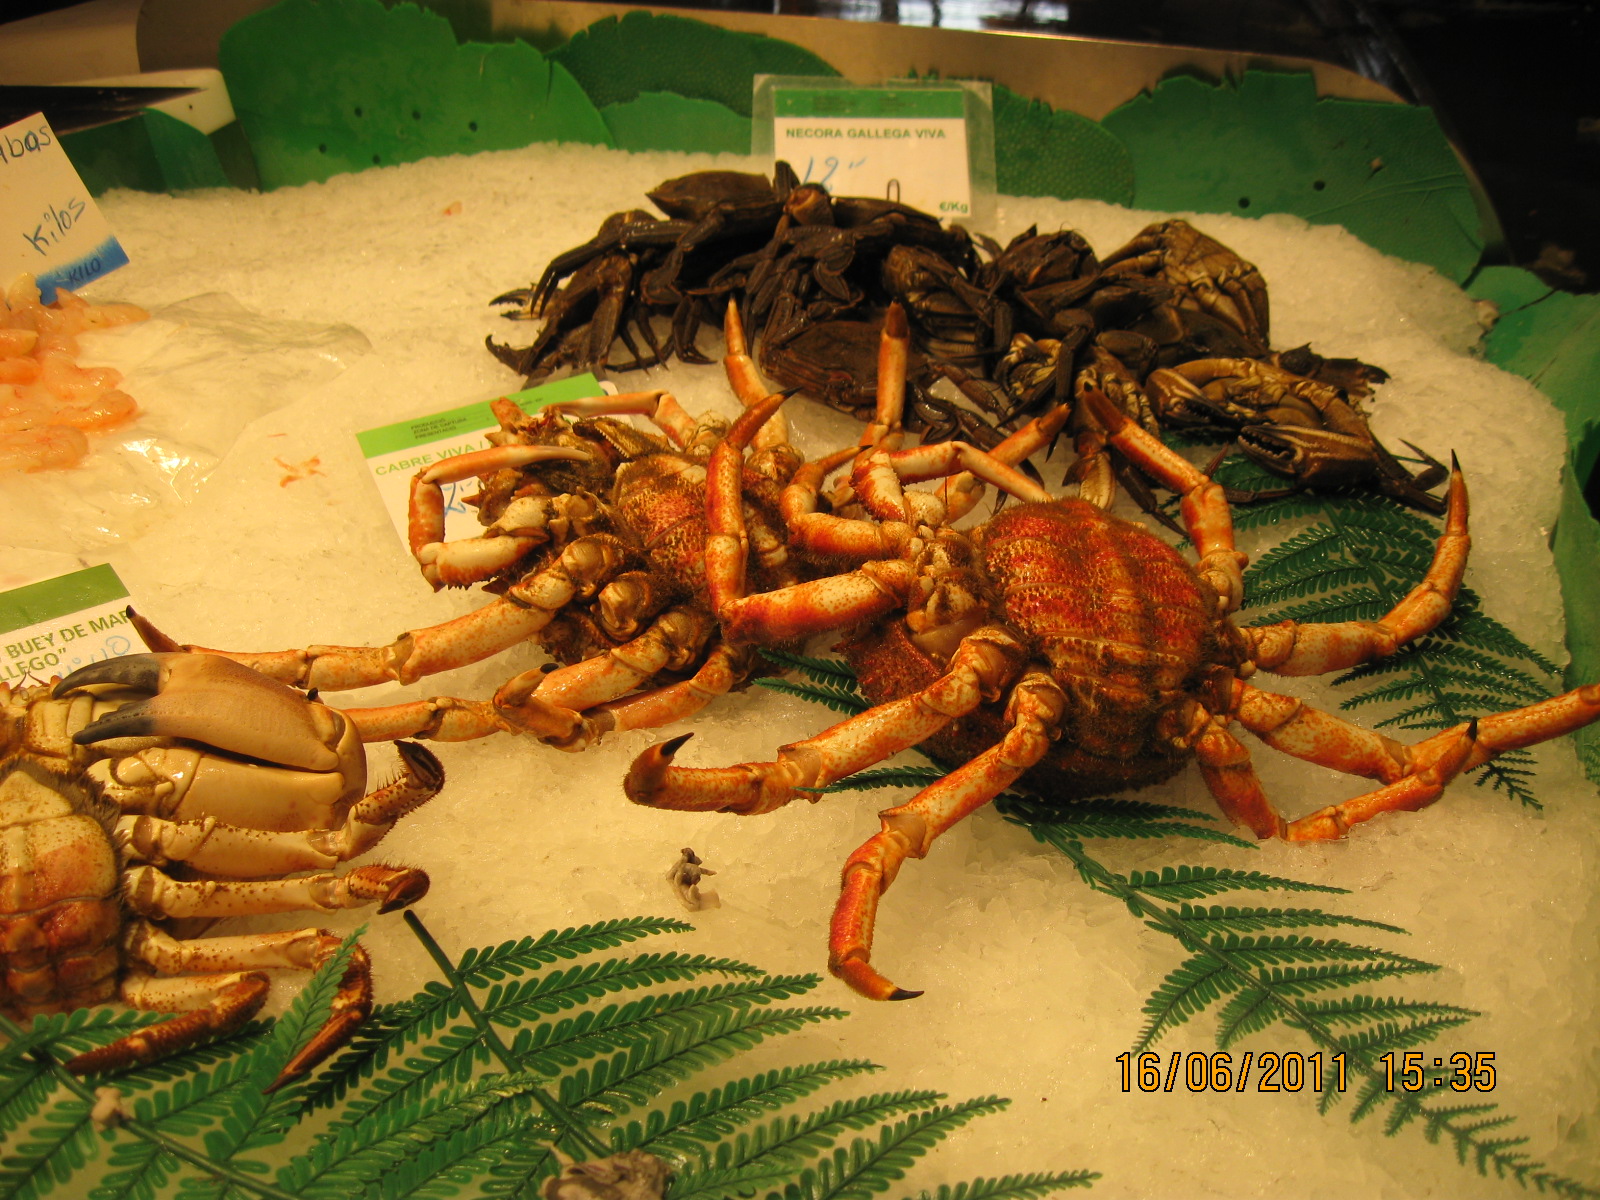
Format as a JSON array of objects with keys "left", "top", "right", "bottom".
[{"left": 0, "top": 292, "right": 367, "bottom": 554}]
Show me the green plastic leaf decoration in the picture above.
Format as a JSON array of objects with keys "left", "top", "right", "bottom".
[
  {"left": 1468, "top": 267, "right": 1600, "bottom": 787},
  {"left": 991, "top": 85, "right": 1134, "bottom": 205},
  {"left": 1101, "top": 71, "right": 1483, "bottom": 282},
  {"left": 601, "top": 92, "right": 752, "bottom": 155},
  {"left": 219, "top": 0, "right": 611, "bottom": 190},
  {"left": 550, "top": 12, "right": 839, "bottom": 119}
]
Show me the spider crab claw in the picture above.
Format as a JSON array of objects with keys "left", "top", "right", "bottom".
[
  {"left": 55, "top": 652, "right": 345, "bottom": 772},
  {"left": 1235, "top": 424, "right": 1446, "bottom": 515}
]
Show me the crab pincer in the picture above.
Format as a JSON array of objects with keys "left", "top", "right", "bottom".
[{"left": 4, "top": 653, "right": 446, "bottom": 1090}]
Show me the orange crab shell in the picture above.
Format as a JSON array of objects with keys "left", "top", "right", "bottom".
[{"left": 841, "top": 499, "right": 1245, "bottom": 800}]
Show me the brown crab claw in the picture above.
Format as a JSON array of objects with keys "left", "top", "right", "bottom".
[
  {"left": 1236, "top": 425, "right": 1446, "bottom": 515},
  {"left": 59, "top": 652, "right": 344, "bottom": 772}
]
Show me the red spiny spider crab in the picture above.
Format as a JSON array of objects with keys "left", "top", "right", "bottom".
[
  {"left": 1, "top": 653, "right": 442, "bottom": 1088},
  {"left": 132, "top": 307, "right": 818, "bottom": 749},
  {"left": 622, "top": 373, "right": 1600, "bottom": 1002}
]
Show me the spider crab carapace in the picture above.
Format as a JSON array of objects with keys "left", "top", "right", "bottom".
[{"left": 621, "top": 340, "right": 1600, "bottom": 1002}]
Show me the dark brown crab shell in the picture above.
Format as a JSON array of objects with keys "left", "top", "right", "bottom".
[{"left": 842, "top": 499, "right": 1242, "bottom": 801}]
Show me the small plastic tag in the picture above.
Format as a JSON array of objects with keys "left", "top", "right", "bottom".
[
  {"left": 0, "top": 113, "right": 129, "bottom": 302},
  {"left": 753, "top": 78, "right": 995, "bottom": 228},
  {"left": 358, "top": 374, "right": 608, "bottom": 553},
  {"left": 0, "top": 563, "right": 136, "bottom": 684}
]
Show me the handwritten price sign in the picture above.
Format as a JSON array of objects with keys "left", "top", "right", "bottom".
[
  {"left": 0, "top": 114, "right": 128, "bottom": 302},
  {"left": 761, "top": 82, "right": 993, "bottom": 223}
]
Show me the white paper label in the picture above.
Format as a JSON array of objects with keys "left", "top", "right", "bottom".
[
  {"left": 0, "top": 114, "right": 129, "bottom": 302},
  {"left": 358, "top": 375, "right": 608, "bottom": 553},
  {"left": 770, "top": 86, "right": 974, "bottom": 218},
  {"left": 0, "top": 564, "right": 136, "bottom": 684}
]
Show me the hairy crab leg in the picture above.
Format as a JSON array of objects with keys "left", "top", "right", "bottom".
[
  {"left": 625, "top": 628, "right": 1026, "bottom": 815},
  {"left": 132, "top": 533, "right": 628, "bottom": 690},
  {"left": 1242, "top": 461, "right": 1468, "bottom": 675},
  {"left": 704, "top": 392, "right": 920, "bottom": 641},
  {"left": 722, "top": 301, "right": 789, "bottom": 450},
  {"left": 831, "top": 670, "right": 1067, "bottom": 1000},
  {"left": 1286, "top": 684, "right": 1600, "bottom": 840},
  {"left": 1080, "top": 388, "right": 1249, "bottom": 614},
  {"left": 64, "top": 971, "right": 270, "bottom": 1078},
  {"left": 342, "top": 681, "right": 593, "bottom": 748},
  {"left": 543, "top": 389, "right": 699, "bottom": 449},
  {"left": 532, "top": 607, "right": 714, "bottom": 712},
  {"left": 591, "top": 643, "right": 747, "bottom": 734},
  {"left": 409, "top": 444, "right": 589, "bottom": 559}
]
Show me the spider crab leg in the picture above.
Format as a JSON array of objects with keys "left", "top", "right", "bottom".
[
  {"left": 408, "top": 444, "right": 590, "bottom": 566},
  {"left": 722, "top": 301, "right": 790, "bottom": 450},
  {"left": 1079, "top": 388, "right": 1248, "bottom": 613},
  {"left": 541, "top": 389, "right": 699, "bottom": 448},
  {"left": 626, "top": 628, "right": 1026, "bottom": 813},
  {"left": 131, "top": 529, "right": 628, "bottom": 691},
  {"left": 1242, "top": 460, "right": 1469, "bottom": 675},
  {"left": 833, "top": 671, "right": 1066, "bottom": 1000}
]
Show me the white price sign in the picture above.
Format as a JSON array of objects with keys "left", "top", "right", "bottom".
[
  {"left": 764, "top": 83, "right": 990, "bottom": 221},
  {"left": 0, "top": 114, "right": 128, "bottom": 301}
]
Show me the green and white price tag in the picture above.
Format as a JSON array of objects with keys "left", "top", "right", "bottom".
[
  {"left": 755, "top": 79, "right": 994, "bottom": 225},
  {"left": 358, "top": 374, "right": 609, "bottom": 553},
  {"left": 0, "top": 564, "right": 136, "bottom": 684}
]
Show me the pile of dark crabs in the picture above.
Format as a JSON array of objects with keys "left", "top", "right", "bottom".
[{"left": 488, "top": 161, "right": 1449, "bottom": 518}]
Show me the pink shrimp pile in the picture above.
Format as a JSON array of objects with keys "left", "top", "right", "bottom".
[{"left": 1, "top": 275, "right": 148, "bottom": 473}]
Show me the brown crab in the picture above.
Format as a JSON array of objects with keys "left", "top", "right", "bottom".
[
  {"left": 622, "top": 378, "right": 1600, "bottom": 1002},
  {"left": 1, "top": 653, "right": 442, "bottom": 1087}
]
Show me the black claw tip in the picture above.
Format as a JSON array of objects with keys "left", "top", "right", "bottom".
[
  {"left": 71, "top": 705, "right": 160, "bottom": 745},
  {"left": 396, "top": 740, "right": 446, "bottom": 789},
  {"left": 53, "top": 655, "right": 164, "bottom": 701},
  {"left": 888, "top": 988, "right": 924, "bottom": 1001},
  {"left": 659, "top": 733, "right": 694, "bottom": 759},
  {"left": 1450, "top": 450, "right": 1461, "bottom": 471}
]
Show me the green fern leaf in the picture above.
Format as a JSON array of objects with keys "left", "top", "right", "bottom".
[
  {"left": 784, "top": 1098, "right": 1011, "bottom": 1200},
  {"left": 1124, "top": 866, "right": 1347, "bottom": 901},
  {"left": 802, "top": 766, "right": 947, "bottom": 794},
  {"left": 760, "top": 649, "right": 866, "bottom": 685},
  {"left": 667, "top": 1090, "right": 948, "bottom": 1196},
  {"left": 1293, "top": 995, "right": 1478, "bottom": 1029},
  {"left": 900, "top": 1170, "right": 1100, "bottom": 1200},
  {"left": 557, "top": 1004, "right": 851, "bottom": 1119},
  {"left": 757, "top": 676, "right": 873, "bottom": 715},
  {"left": 622, "top": 1060, "right": 883, "bottom": 1161},
  {"left": 1135, "top": 954, "right": 1241, "bottom": 1050},
  {"left": 482, "top": 952, "right": 767, "bottom": 1026},
  {"left": 458, "top": 917, "right": 698, "bottom": 984},
  {"left": 1170, "top": 904, "right": 1406, "bottom": 936},
  {"left": 0, "top": 1095, "right": 97, "bottom": 1200}
]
